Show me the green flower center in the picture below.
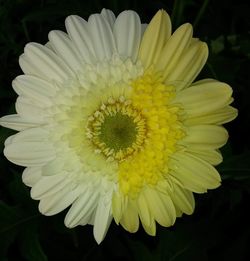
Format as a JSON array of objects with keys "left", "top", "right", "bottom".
[
  {"left": 99, "top": 113, "right": 137, "bottom": 152},
  {"left": 86, "top": 98, "right": 147, "bottom": 161}
]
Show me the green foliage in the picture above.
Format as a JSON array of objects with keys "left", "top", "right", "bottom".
[{"left": 0, "top": 0, "right": 249, "bottom": 260}]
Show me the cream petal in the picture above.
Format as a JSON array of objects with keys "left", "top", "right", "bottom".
[
  {"left": 181, "top": 125, "right": 228, "bottom": 150},
  {"left": 173, "top": 80, "right": 233, "bottom": 117},
  {"left": 15, "top": 96, "right": 50, "bottom": 121},
  {"left": 31, "top": 174, "right": 69, "bottom": 200},
  {"left": 22, "top": 167, "right": 42, "bottom": 187},
  {"left": 144, "top": 188, "right": 176, "bottom": 227},
  {"left": 0, "top": 114, "right": 39, "bottom": 131},
  {"left": 4, "top": 141, "right": 55, "bottom": 167},
  {"left": 156, "top": 23, "right": 193, "bottom": 77},
  {"left": 64, "top": 188, "right": 99, "bottom": 228},
  {"left": 93, "top": 194, "right": 113, "bottom": 244},
  {"left": 113, "top": 11, "right": 141, "bottom": 61},
  {"left": 139, "top": 10, "right": 171, "bottom": 68},
  {"left": 13, "top": 75, "right": 57, "bottom": 98},
  {"left": 101, "top": 8, "right": 116, "bottom": 28},
  {"left": 170, "top": 152, "right": 221, "bottom": 193},
  {"left": 38, "top": 185, "right": 80, "bottom": 216},
  {"left": 185, "top": 106, "right": 238, "bottom": 125},
  {"left": 120, "top": 199, "right": 139, "bottom": 233},
  {"left": 42, "top": 157, "right": 65, "bottom": 176},
  {"left": 48, "top": 30, "right": 82, "bottom": 71},
  {"left": 88, "top": 14, "right": 117, "bottom": 60},
  {"left": 165, "top": 41, "right": 208, "bottom": 90},
  {"left": 65, "top": 15, "right": 96, "bottom": 63},
  {"left": 170, "top": 183, "right": 195, "bottom": 215},
  {"left": 21, "top": 43, "right": 74, "bottom": 82},
  {"left": 6, "top": 127, "right": 49, "bottom": 142}
]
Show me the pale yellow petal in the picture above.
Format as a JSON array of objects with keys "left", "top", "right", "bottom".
[
  {"left": 170, "top": 152, "right": 221, "bottom": 193},
  {"left": 173, "top": 81, "right": 233, "bottom": 117},
  {"left": 181, "top": 125, "right": 228, "bottom": 150},
  {"left": 112, "top": 191, "right": 126, "bottom": 224},
  {"left": 139, "top": 10, "right": 171, "bottom": 68},
  {"left": 170, "top": 183, "right": 195, "bottom": 215},
  {"left": 165, "top": 41, "right": 208, "bottom": 90},
  {"left": 156, "top": 23, "right": 193, "bottom": 76},
  {"left": 137, "top": 190, "right": 151, "bottom": 227},
  {"left": 185, "top": 148, "right": 223, "bottom": 165},
  {"left": 185, "top": 106, "right": 238, "bottom": 125},
  {"left": 120, "top": 199, "right": 139, "bottom": 233},
  {"left": 144, "top": 187, "right": 176, "bottom": 227}
]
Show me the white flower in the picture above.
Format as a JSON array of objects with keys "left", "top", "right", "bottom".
[{"left": 0, "top": 9, "right": 237, "bottom": 243}]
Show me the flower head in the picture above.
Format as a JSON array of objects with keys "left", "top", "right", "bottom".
[{"left": 0, "top": 9, "right": 237, "bottom": 243}]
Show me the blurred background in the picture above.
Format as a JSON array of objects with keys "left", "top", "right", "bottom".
[{"left": 0, "top": 0, "right": 249, "bottom": 260}]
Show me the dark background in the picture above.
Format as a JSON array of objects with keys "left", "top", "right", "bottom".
[{"left": 0, "top": 0, "right": 249, "bottom": 260}]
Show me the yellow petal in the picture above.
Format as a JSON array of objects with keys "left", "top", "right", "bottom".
[
  {"left": 137, "top": 190, "right": 151, "bottom": 227},
  {"left": 120, "top": 199, "right": 139, "bottom": 233},
  {"left": 181, "top": 125, "right": 228, "bottom": 150},
  {"left": 185, "top": 106, "right": 238, "bottom": 125},
  {"left": 170, "top": 183, "right": 195, "bottom": 215},
  {"left": 165, "top": 41, "right": 208, "bottom": 90},
  {"left": 173, "top": 80, "right": 233, "bottom": 117},
  {"left": 139, "top": 10, "right": 171, "bottom": 68},
  {"left": 144, "top": 187, "right": 176, "bottom": 227},
  {"left": 170, "top": 152, "right": 221, "bottom": 193},
  {"left": 156, "top": 23, "right": 193, "bottom": 76}
]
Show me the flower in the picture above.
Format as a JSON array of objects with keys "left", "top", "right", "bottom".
[{"left": 0, "top": 9, "right": 237, "bottom": 243}]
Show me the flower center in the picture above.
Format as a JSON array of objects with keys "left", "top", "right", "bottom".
[
  {"left": 99, "top": 113, "right": 137, "bottom": 151},
  {"left": 86, "top": 97, "right": 147, "bottom": 162}
]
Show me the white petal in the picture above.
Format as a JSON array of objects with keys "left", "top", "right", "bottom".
[
  {"left": 64, "top": 188, "right": 99, "bottom": 228},
  {"left": 31, "top": 173, "right": 69, "bottom": 199},
  {"left": 38, "top": 185, "right": 80, "bottom": 216},
  {"left": 13, "top": 75, "right": 56, "bottom": 106},
  {"left": 6, "top": 127, "right": 49, "bottom": 142},
  {"left": 22, "top": 167, "right": 42, "bottom": 187},
  {"left": 101, "top": 9, "right": 116, "bottom": 28},
  {"left": 113, "top": 11, "right": 141, "bottom": 61},
  {"left": 65, "top": 15, "right": 96, "bottom": 63},
  {"left": 0, "top": 114, "right": 38, "bottom": 131},
  {"left": 93, "top": 193, "right": 112, "bottom": 244},
  {"left": 170, "top": 152, "right": 221, "bottom": 193},
  {"left": 20, "top": 43, "right": 73, "bottom": 83},
  {"left": 42, "top": 157, "right": 65, "bottom": 176},
  {"left": 4, "top": 129, "right": 55, "bottom": 167},
  {"left": 48, "top": 30, "right": 82, "bottom": 71},
  {"left": 15, "top": 96, "right": 49, "bottom": 121},
  {"left": 88, "top": 14, "right": 116, "bottom": 60},
  {"left": 181, "top": 125, "right": 228, "bottom": 150}
]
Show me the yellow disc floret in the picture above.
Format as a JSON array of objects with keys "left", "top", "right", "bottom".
[{"left": 118, "top": 70, "right": 185, "bottom": 197}]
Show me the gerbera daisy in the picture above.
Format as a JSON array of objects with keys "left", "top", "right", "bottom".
[{"left": 0, "top": 9, "right": 237, "bottom": 243}]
